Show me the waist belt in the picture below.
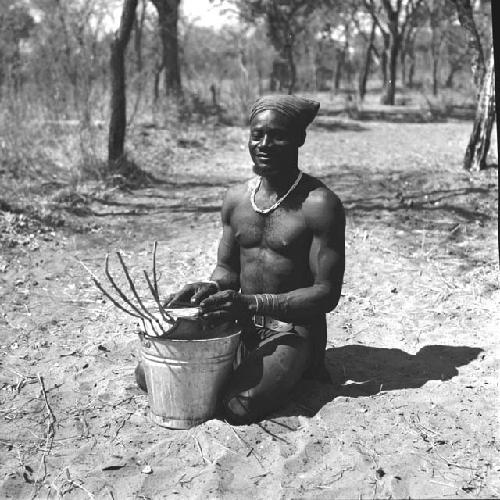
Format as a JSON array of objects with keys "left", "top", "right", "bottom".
[{"left": 253, "top": 315, "right": 294, "bottom": 333}]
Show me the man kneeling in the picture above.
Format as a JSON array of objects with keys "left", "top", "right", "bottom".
[{"left": 139, "top": 95, "right": 345, "bottom": 424}]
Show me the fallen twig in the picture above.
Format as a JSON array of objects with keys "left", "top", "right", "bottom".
[
  {"left": 433, "top": 449, "right": 478, "bottom": 471},
  {"left": 316, "top": 467, "right": 353, "bottom": 489},
  {"left": 428, "top": 479, "right": 458, "bottom": 489},
  {"left": 192, "top": 433, "right": 212, "bottom": 465},
  {"left": 111, "top": 412, "right": 134, "bottom": 442},
  {"left": 63, "top": 468, "right": 96, "bottom": 499},
  {"left": 31, "top": 374, "right": 56, "bottom": 498},
  {"left": 256, "top": 422, "right": 290, "bottom": 444},
  {"left": 224, "top": 420, "right": 265, "bottom": 468}
]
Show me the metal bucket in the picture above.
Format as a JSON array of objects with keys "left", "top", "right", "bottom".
[{"left": 139, "top": 311, "right": 240, "bottom": 429}]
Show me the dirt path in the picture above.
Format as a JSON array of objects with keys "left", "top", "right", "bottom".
[{"left": 1, "top": 120, "right": 498, "bottom": 499}]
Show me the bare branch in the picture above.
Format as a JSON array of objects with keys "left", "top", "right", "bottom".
[
  {"left": 115, "top": 252, "right": 167, "bottom": 334},
  {"left": 104, "top": 254, "right": 152, "bottom": 321},
  {"left": 77, "top": 258, "right": 145, "bottom": 320},
  {"left": 143, "top": 270, "right": 175, "bottom": 325}
]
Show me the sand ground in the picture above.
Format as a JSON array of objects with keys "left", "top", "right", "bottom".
[{"left": 1, "top": 116, "right": 499, "bottom": 499}]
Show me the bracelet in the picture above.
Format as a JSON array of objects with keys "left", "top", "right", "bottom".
[
  {"left": 254, "top": 293, "right": 281, "bottom": 315},
  {"left": 253, "top": 295, "right": 259, "bottom": 312}
]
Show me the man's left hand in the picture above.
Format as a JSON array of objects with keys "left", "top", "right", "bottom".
[{"left": 199, "top": 290, "right": 250, "bottom": 325}]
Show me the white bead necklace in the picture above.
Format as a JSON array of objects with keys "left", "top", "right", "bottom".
[{"left": 250, "top": 170, "right": 303, "bottom": 215}]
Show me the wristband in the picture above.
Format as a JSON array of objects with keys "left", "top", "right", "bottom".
[
  {"left": 254, "top": 293, "right": 283, "bottom": 315},
  {"left": 253, "top": 295, "right": 259, "bottom": 312}
]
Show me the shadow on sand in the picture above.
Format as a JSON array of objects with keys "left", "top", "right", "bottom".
[{"left": 280, "top": 344, "right": 483, "bottom": 418}]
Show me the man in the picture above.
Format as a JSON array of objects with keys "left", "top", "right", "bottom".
[{"left": 146, "top": 95, "right": 345, "bottom": 424}]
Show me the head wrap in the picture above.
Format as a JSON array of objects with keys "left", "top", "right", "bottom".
[{"left": 249, "top": 95, "right": 320, "bottom": 132}]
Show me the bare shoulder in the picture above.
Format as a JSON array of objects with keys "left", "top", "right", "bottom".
[
  {"left": 301, "top": 174, "right": 345, "bottom": 230},
  {"left": 221, "top": 179, "right": 254, "bottom": 221}
]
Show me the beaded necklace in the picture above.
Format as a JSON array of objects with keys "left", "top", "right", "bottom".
[{"left": 250, "top": 170, "right": 303, "bottom": 215}]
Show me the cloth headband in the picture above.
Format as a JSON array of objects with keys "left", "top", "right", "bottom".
[{"left": 249, "top": 95, "right": 320, "bottom": 131}]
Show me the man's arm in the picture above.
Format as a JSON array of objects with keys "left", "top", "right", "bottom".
[
  {"left": 210, "top": 187, "right": 241, "bottom": 291},
  {"left": 166, "top": 186, "right": 241, "bottom": 306}
]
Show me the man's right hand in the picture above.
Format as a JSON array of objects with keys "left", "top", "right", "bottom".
[{"left": 163, "top": 281, "right": 219, "bottom": 307}]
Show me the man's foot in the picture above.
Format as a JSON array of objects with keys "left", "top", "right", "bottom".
[{"left": 135, "top": 362, "right": 148, "bottom": 392}]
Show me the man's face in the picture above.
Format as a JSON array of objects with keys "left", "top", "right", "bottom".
[{"left": 248, "top": 109, "right": 303, "bottom": 178}]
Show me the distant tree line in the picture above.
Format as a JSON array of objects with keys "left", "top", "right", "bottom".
[{"left": 0, "top": 0, "right": 494, "bottom": 171}]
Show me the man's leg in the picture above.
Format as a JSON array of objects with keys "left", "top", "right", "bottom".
[{"left": 222, "top": 332, "right": 312, "bottom": 424}]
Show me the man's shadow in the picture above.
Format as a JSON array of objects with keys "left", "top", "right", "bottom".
[{"left": 282, "top": 344, "right": 483, "bottom": 417}]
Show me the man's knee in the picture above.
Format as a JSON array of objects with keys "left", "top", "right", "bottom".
[{"left": 135, "top": 362, "right": 147, "bottom": 392}]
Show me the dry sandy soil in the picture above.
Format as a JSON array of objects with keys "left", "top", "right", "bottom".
[{"left": 1, "top": 114, "right": 499, "bottom": 499}]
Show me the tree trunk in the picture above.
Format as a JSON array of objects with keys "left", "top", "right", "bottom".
[
  {"left": 108, "top": 0, "right": 138, "bottom": 164},
  {"left": 380, "top": 32, "right": 389, "bottom": 87},
  {"left": 382, "top": 29, "right": 399, "bottom": 105},
  {"left": 450, "top": 0, "right": 485, "bottom": 92},
  {"left": 153, "top": 62, "right": 164, "bottom": 103},
  {"left": 284, "top": 43, "right": 296, "bottom": 95},
  {"left": 432, "top": 52, "right": 439, "bottom": 96},
  {"left": 335, "top": 32, "right": 349, "bottom": 92},
  {"left": 359, "top": 21, "right": 376, "bottom": 101},
  {"left": 430, "top": 18, "right": 444, "bottom": 97},
  {"left": 134, "top": 0, "right": 146, "bottom": 73},
  {"left": 450, "top": 0, "right": 492, "bottom": 170},
  {"left": 257, "top": 65, "right": 264, "bottom": 95},
  {"left": 408, "top": 53, "right": 415, "bottom": 88},
  {"left": 463, "top": 46, "right": 495, "bottom": 171},
  {"left": 334, "top": 48, "right": 344, "bottom": 91},
  {"left": 445, "top": 65, "right": 458, "bottom": 88},
  {"left": 401, "top": 50, "right": 406, "bottom": 87},
  {"left": 151, "top": 0, "right": 182, "bottom": 98}
]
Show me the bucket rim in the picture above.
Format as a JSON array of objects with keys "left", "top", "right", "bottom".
[{"left": 139, "top": 329, "right": 241, "bottom": 343}]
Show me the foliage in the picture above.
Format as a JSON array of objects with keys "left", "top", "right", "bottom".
[
  {"left": 227, "top": 0, "right": 336, "bottom": 92},
  {"left": 0, "top": 0, "right": 494, "bottom": 201},
  {"left": 0, "top": 1, "right": 35, "bottom": 86}
]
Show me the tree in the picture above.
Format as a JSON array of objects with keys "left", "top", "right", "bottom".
[
  {"left": 0, "top": 2, "right": 35, "bottom": 91},
  {"left": 357, "top": 16, "right": 378, "bottom": 100},
  {"left": 108, "top": 0, "right": 138, "bottom": 164},
  {"left": 319, "top": 1, "right": 361, "bottom": 92},
  {"left": 364, "top": 0, "right": 425, "bottom": 104},
  {"left": 450, "top": 0, "right": 485, "bottom": 91},
  {"left": 442, "top": 25, "right": 468, "bottom": 88},
  {"left": 449, "top": 0, "right": 494, "bottom": 170},
  {"left": 28, "top": 0, "right": 111, "bottom": 121},
  {"left": 422, "top": 0, "right": 456, "bottom": 96},
  {"left": 150, "top": 0, "right": 182, "bottom": 97},
  {"left": 399, "top": 0, "right": 428, "bottom": 88},
  {"left": 234, "top": 0, "right": 321, "bottom": 94}
]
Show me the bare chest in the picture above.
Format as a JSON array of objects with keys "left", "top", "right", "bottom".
[{"left": 231, "top": 201, "right": 311, "bottom": 255}]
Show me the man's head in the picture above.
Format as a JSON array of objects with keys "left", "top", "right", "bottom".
[{"left": 248, "top": 95, "right": 320, "bottom": 178}]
